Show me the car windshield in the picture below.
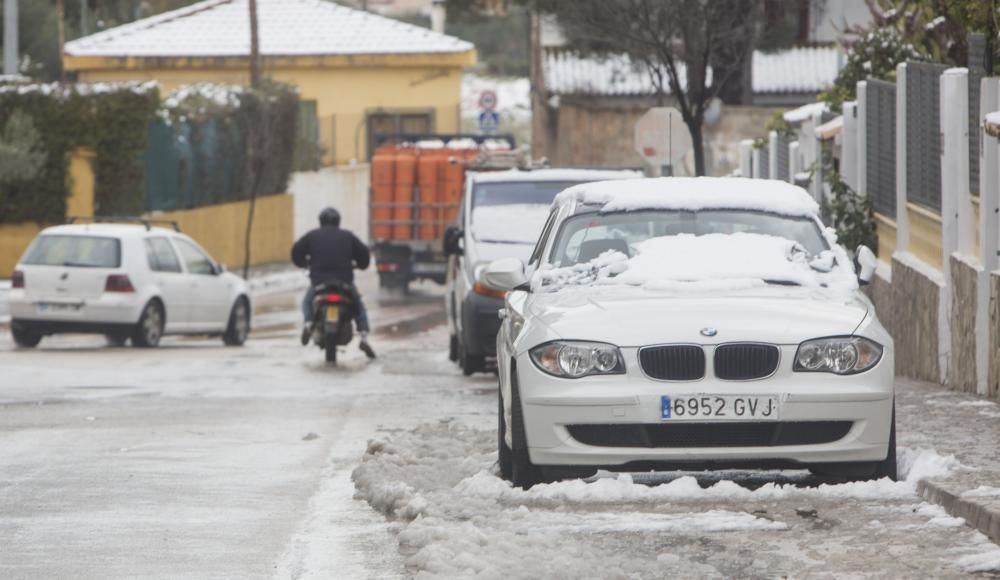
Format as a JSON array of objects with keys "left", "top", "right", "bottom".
[
  {"left": 470, "top": 181, "right": 581, "bottom": 244},
  {"left": 22, "top": 235, "right": 122, "bottom": 268}
]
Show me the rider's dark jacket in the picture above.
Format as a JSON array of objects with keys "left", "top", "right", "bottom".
[{"left": 291, "top": 225, "right": 371, "bottom": 286}]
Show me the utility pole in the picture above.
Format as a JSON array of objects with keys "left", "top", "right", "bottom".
[
  {"left": 56, "top": 0, "right": 65, "bottom": 81},
  {"left": 529, "top": 10, "right": 548, "bottom": 160},
  {"left": 248, "top": 0, "right": 261, "bottom": 88},
  {"left": 80, "top": 0, "right": 89, "bottom": 36},
  {"left": 3, "top": 0, "right": 17, "bottom": 76}
]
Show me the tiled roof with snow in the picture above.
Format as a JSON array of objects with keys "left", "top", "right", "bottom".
[
  {"left": 64, "top": 0, "right": 474, "bottom": 58},
  {"left": 545, "top": 46, "right": 842, "bottom": 97}
]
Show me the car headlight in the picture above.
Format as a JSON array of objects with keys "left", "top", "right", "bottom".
[
  {"left": 793, "top": 336, "right": 883, "bottom": 375},
  {"left": 529, "top": 341, "right": 625, "bottom": 378}
]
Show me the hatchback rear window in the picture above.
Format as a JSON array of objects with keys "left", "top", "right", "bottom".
[{"left": 22, "top": 235, "right": 122, "bottom": 268}]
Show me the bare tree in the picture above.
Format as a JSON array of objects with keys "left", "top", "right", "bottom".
[{"left": 533, "top": 0, "right": 761, "bottom": 175}]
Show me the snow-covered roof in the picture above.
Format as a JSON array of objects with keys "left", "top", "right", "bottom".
[
  {"left": 64, "top": 0, "right": 474, "bottom": 59},
  {"left": 752, "top": 47, "right": 842, "bottom": 94},
  {"left": 553, "top": 177, "right": 821, "bottom": 218},
  {"left": 41, "top": 223, "right": 177, "bottom": 237},
  {"left": 469, "top": 168, "right": 642, "bottom": 184},
  {"left": 783, "top": 101, "right": 830, "bottom": 123},
  {"left": 545, "top": 46, "right": 841, "bottom": 97}
]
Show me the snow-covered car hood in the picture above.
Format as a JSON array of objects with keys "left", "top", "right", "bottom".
[{"left": 525, "top": 286, "right": 869, "bottom": 347}]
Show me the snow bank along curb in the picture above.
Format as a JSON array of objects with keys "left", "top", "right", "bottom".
[{"left": 918, "top": 480, "right": 1000, "bottom": 544}]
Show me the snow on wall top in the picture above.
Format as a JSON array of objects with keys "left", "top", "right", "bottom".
[
  {"left": 545, "top": 46, "right": 841, "bottom": 97},
  {"left": 783, "top": 101, "right": 829, "bottom": 123},
  {"left": 986, "top": 111, "right": 1000, "bottom": 126},
  {"left": 554, "top": 177, "right": 821, "bottom": 218},
  {"left": 469, "top": 168, "right": 642, "bottom": 184},
  {"left": 64, "top": 0, "right": 474, "bottom": 58}
]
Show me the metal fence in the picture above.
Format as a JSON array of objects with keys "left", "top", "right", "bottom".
[
  {"left": 867, "top": 79, "right": 897, "bottom": 216},
  {"left": 906, "top": 61, "right": 949, "bottom": 212},
  {"left": 968, "top": 33, "right": 988, "bottom": 194},
  {"left": 756, "top": 147, "right": 770, "bottom": 179},
  {"left": 775, "top": 134, "right": 791, "bottom": 181}
]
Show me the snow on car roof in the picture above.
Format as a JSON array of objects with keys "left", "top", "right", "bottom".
[
  {"left": 554, "top": 177, "right": 821, "bottom": 218},
  {"left": 41, "top": 223, "right": 177, "bottom": 237},
  {"left": 469, "top": 168, "right": 642, "bottom": 184}
]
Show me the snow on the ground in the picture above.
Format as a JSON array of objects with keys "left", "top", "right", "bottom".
[
  {"left": 247, "top": 268, "right": 310, "bottom": 296},
  {"left": 353, "top": 421, "right": 980, "bottom": 578},
  {"left": 0, "top": 279, "right": 9, "bottom": 325},
  {"left": 534, "top": 233, "right": 854, "bottom": 292}
]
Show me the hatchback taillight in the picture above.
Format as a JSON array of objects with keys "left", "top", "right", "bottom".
[
  {"left": 12, "top": 270, "right": 24, "bottom": 289},
  {"left": 105, "top": 274, "right": 135, "bottom": 293}
]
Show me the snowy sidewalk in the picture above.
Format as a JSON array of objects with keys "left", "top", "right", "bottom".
[
  {"left": 0, "top": 280, "right": 9, "bottom": 325},
  {"left": 896, "top": 378, "right": 1000, "bottom": 547}
]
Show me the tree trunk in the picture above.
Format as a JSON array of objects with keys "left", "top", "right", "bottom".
[
  {"left": 248, "top": 0, "right": 261, "bottom": 88},
  {"left": 689, "top": 121, "right": 706, "bottom": 176}
]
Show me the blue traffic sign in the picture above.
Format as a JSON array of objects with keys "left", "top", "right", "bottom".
[{"left": 478, "top": 111, "right": 500, "bottom": 135}]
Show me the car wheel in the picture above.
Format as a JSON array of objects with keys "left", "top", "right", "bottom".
[
  {"left": 448, "top": 334, "right": 459, "bottom": 362},
  {"left": 509, "top": 367, "right": 545, "bottom": 488},
  {"left": 498, "top": 391, "right": 512, "bottom": 480},
  {"left": 106, "top": 333, "right": 129, "bottom": 347},
  {"left": 810, "top": 401, "right": 897, "bottom": 482},
  {"left": 459, "top": 341, "right": 485, "bottom": 376},
  {"left": 132, "top": 301, "right": 164, "bottom": 348},
  {"left": 222, "top": 297, "right": 250, "bottom": 347},
  {"left": 11, "top": 325, "right": 42, "bottom": 348}
]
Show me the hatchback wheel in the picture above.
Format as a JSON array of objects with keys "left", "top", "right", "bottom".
[
  {"left": 132, "top": 301, "right": 164, "bottom": 348},
  {"left": 11, "top": 325, "right": 42, "bottom": 348},
  {"left": 459, "top": 341, "right": 485, "bottom": 376},
  {"left": 222, "top": 298, "right": 250, "bottom": 346},
  {"left": 509, "top": 368, "right": 546, "bottom": 488}
]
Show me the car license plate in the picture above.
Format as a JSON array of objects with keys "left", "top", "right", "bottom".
[
  {"left": 660, "top": 395, "right": 779, "bottom": 421},
  {"left": 412, "top": 263, "right": 446, "bottom": 274},
  {"left": 325, "top": 306, "right": 340, "bottom": 321},
  {"left": 35, "top": 302, "right": 80, "bottom": 314}
]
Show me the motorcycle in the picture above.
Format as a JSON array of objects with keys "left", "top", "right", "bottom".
[{"left": 308, "top": 282, "right": 357, "bottom": 364}]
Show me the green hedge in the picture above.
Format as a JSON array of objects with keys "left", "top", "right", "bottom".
[{"left": 0, "top": 81, "right": 159, "bottom": 224}]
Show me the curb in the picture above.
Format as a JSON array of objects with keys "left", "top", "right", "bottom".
[{"left": 918, "top": 480, "right": 1000, "bottom": 542}]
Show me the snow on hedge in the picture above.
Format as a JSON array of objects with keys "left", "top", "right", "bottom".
[
  {"left": 533, "top": 233, "right": 856, "bottom": 292},
  {"left": 554, "top": 177, "right": 821, "bottom": 218},
  {"left": 0, "top": 80, "right": 158, "bottom": 98}
]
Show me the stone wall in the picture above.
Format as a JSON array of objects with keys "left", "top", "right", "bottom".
[
  {"left": 948, "top": 256, "right": 979, "bottom": 392},
  {"left": 867, "top": 269, "right": 894, "bottom": 337},
  {"left": 991, "top": 273, "right": 1000, "bottom": 399},
  {"left": 891, "top": 254, "right": 942, "bottom": 383}
]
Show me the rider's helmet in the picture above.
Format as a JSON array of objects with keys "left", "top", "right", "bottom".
[{"left": 319, "top": 207, "right": 341, "bottom": 227}]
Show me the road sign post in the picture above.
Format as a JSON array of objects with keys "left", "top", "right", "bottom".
[{"left": 634, "top": 107, "right": 692, "bottom": 177}]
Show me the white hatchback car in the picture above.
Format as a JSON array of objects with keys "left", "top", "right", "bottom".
[
  {"left": 486, "top": 177, "right": 894, "bottom": 488},
  {"left": 9, "top": 222, "right": 251, "bottom": 348}
]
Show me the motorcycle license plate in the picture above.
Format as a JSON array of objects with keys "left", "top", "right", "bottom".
[{"left": 326, "top": 306, "right": 340, "bottom": 321}]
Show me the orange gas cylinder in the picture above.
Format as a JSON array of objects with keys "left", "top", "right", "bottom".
[
  {"left": 393, "top": 148, "right": 418, "bottom": 240},
  {"left": 370, "top": 145, "right": 396, "bottom": 240},
  {"left": 417, "top": 149, "right": 445, "bottom": 240},
  {"left": 441, "top": 149, "right": 470, "bottom": 227}
]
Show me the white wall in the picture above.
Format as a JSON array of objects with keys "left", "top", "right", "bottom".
[
  {"left": 810, "top": 0, "right": 871, "bottom": 44},
  {"left": 290, "top": 165, "right": 371, "bottom": 242}
]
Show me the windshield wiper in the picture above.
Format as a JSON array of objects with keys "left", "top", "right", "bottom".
[
  {"left": 763, "top": 279, "right": 801, "bottom": 286},
  {"left": 62, "top": 261, "right": 102, "bottom": 268}
]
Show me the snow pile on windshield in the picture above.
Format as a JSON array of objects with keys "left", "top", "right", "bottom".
[
  {"left": 353, "top": 422, "right": 985, "bottom": 578},
  {"left": 472, "top": 204, "right": 551, "bottom": 243},
  {"left": 554, "top": 177, "right": 821, "bottom": 218},
  {"left": 533, "top": 232, "right": 856, "bottom": 292}
]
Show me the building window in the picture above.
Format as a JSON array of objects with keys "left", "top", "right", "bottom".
[
  {"left": 294, "top": 100, "right": 322, "bottom": 171},
  {"left": 366, "top": 111, "right": 434, "bottom": 159}
]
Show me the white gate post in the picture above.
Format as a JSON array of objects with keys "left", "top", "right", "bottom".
[
  {"left": 789, "top": 141, "right": 801, "bottom": 185},
  {"left": 842, "top": 101, "right": 858, "bottom": 192},
  {"left": 856, "top": 82, "right": 868, "bottom": 198},
  {"left": 895, "top": 63, "right": 910, "bottom": 253},
  {"left": 768, "top": 131, "right": 779, "bottom": 180}
]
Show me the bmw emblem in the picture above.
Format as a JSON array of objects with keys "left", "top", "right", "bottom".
[{"left": 700, "top": 327, "right": 718, "bottom": 337}]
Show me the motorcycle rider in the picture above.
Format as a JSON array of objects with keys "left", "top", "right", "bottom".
[{"left": 292, "top": 207, "right": 376, "bottom": 359}]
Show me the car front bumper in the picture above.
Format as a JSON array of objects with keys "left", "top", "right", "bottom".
[
  {"left": 514, "top": 345, "right": 894, "bottom": 469},
  {"left": 461, "top": 292, "right": 503, "bottom": 357}
]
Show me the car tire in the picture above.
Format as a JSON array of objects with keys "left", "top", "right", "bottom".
[
  {"left": 459, "top": 341, "right": 485, "bottom": 376},
  {"left": 132, "top": 300, "right": 164, "bottom": 348},
  {"left": 106, "top": 333, "right": 129, "bottom": 347},
  {"left": 498, "top": 391, "right": 512, "bottom": 480},
  {"left": 810, "top": 401, "right": 897, "bottom": 482},
  {"left": 448, "top": 334, "right": 459, "bottom": 362},
  {"left": 11, "top": 325, "right": 42, "bottom": 348},
  {"left": 509, "top": 367, "right": 545, "bottom": 488},
  {"left": 222, "top": 297, "right": 250, "bottom": 347}
]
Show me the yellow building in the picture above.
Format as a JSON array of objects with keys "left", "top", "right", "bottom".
[{"left": 63, "top": 0, "right": 476, "bottom": 166}]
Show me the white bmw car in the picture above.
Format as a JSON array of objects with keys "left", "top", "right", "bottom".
[
  {"left": 485, "top": 177, "right": 894, "bottom": 488},
  {"left": 9, "top": 222, "right": 251, "bottom": 349}
]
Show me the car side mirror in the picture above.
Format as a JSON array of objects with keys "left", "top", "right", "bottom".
[
  {"left": 855, "top": 245, "right": 877, "bottom": 286},
  {"left": 443, "top": 225, "right": 463, "bottom": 256},
  {"left": 483, "top": 258, "right": 528, "bottom": 292},
  {"left": 214, "top": 263, "right": 227, "bottom": 276}
]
